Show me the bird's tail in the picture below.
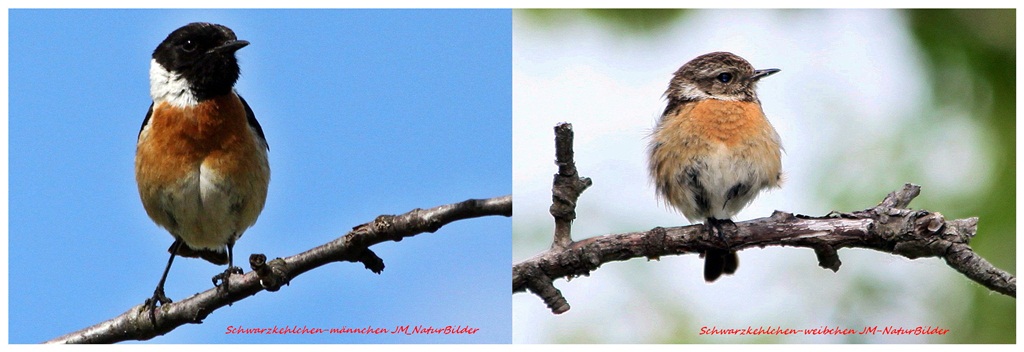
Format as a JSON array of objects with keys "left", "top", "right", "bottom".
[{"left": 170, "top": 242, "right": 229, "bottom": 265}]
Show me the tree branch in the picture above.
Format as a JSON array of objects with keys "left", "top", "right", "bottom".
[
  {"left": 513, "top": 123, "right": 1014, "bottom": 315},
  {"left": 47, "top": 195, "right": 512, "bottom": 344},
  {"left": 549, "top": 123, "right": 592, "bottom": 251}
]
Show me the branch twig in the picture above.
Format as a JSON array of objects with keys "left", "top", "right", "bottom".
[
  {"left": 549, "top": 123, "right": 592, "bottom": 251},
  {"left": 512, "top": 122, "right": 1015, "bottom": 315},
  {"left": 48, "top": 195, "right": 512, "bottom": 344}
]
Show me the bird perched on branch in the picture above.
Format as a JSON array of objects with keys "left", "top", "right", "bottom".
[
  {"left": 648, "top": 51, "right": 782, "bottom": 282},
  {"left": 135, "top": 22, "right": 270, "bottom": 313}
]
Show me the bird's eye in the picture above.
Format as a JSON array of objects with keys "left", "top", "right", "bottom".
[
  {"left": 181, "top": 40, "right": 197, "bottom": 53},
  {"left": 717, "top": 72, "right": 732, "bottom": 83}
]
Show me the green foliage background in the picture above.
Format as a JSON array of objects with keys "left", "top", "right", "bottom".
[{"left": 516, "top": 8, "right": 1014, "bottom": 343}]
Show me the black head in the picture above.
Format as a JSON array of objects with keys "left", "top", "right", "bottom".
[
  {"left": 666, "top": 51, "right": 778, "bottom": 103},
  {"left": 152, "top": 22, "right": 248, "bottom": 101}
]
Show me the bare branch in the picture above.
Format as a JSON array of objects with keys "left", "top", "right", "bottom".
[
  {"left": 48, "top": 195, "right": 512, "bottom": 344},
  {"left": 513, "top": 123, "right": 1014, "bottom": 315},
  {"left": 549, "top": 123, "right": 592, "bottom": 251}
]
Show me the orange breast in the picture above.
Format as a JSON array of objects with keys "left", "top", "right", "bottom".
[
  {"left": 679, "top": 99, "right": 768, "bottom": 147},
  {"left": 136, "top": 94, "right": 261, "bottom": 185},
  {"left": 648, "top": 98, "right": 783, "bottom": 217}
]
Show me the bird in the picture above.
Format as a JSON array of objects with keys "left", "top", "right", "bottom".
[
  {"left": 647, "top": 51, "right": 782, "bottom": 282},
  {"left": 135, "top": 22, "right": 270, "bottom": 312}
]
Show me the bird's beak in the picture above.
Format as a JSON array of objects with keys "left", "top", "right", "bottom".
[
  {"left": 211, "top": 40, "right": 249, "bottom": 54},
  {"left": 751, "top": 68, "right": 780, "bottom": 80}
]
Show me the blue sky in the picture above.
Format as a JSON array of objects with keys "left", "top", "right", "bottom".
[{"left": 9, "top": 9, "right": 511, "bottom": 343}]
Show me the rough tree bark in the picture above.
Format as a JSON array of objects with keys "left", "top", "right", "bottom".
[
  {"left": 512, "top": 122, "right": 1014, "bottom": 315},
  {"left": 48, "top": 195, "right": 512, "bottom": 344}
]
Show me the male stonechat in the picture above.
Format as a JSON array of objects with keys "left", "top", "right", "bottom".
[{"left": 136, "top": 22, "right": 270, "bottom": 311}]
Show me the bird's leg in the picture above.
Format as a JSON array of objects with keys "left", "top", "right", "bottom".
[
  {"left": 145, "top": 238, "right": 182, "bottom": 324},
  {"left": 705, "top": 217, "right": 740, "bottom": 244},
  {"left": 212, "top": 238, "right": 242, "bottom": 291}
]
